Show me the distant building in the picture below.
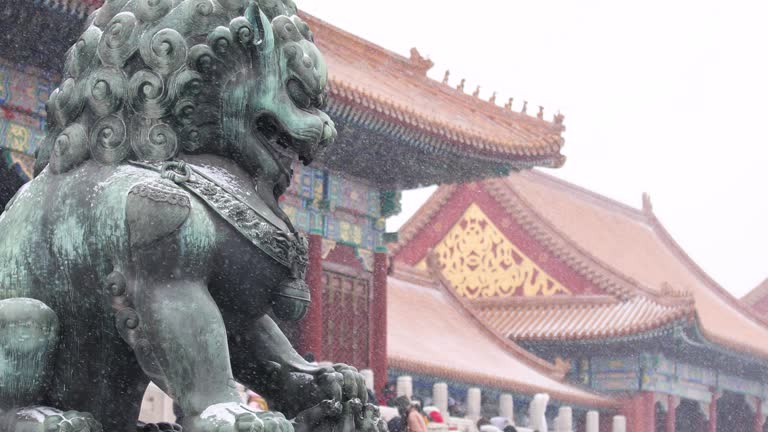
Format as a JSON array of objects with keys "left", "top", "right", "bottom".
[{"left": 392, "top": 170, "right": 768, "bottom": 432}]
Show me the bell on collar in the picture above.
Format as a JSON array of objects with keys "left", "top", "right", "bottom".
[{"left": 272, "top": 276, "right": 311, "bottom": 321}]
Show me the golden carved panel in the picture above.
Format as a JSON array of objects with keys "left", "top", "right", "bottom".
[{"left": 427, "top": 203, "right": 570, "bottom": 298}]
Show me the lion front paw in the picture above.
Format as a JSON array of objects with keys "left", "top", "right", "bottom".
[
  {"left": 42, "top": 410, "right": 102, "bottom": 432},
  {"left": 255, "top": 412, "right": 292, "bottom": 432},
  {"left": 187, "top": 403, "right": 294, "bottom": 432}
]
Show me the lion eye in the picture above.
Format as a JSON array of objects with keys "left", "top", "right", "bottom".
[{"left": 287, "top": 79, "right": 312, "bottom": 110}]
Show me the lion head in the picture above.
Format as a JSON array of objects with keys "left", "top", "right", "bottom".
[{"left": 34, "top": 0, "right": 336, "bottom": 179}]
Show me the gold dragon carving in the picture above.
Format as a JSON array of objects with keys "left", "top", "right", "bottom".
[{"left": 424, "top": 203, "right": 571, "bottom": 298}]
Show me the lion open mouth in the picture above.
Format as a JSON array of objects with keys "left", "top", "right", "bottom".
[
  {"left": 254, "top": 113, "right": 325, "bottom": 167},
  {"left": 255, "top": 114, "right": 302, "bottom": 168}
]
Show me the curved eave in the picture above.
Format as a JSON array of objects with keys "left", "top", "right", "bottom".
[
  {"left": 515, "top": 318, "right": 693, "bottom": 345},
  {"left": 326, "top": 82, "right": 566, "bottom": 167},
  {"left": 388, "top": 356, "right": 618, "bottom": 410},
  {"left": 483, "top": 305, "right": 695, "bottom": 343}
]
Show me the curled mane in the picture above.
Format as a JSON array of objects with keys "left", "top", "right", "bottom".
[{"left": 34, "top": 0, "right": 307, "bottom": 176}]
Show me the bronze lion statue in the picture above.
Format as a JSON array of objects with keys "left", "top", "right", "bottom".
[{"left": 0, "top": 0, "right": 384, "bottom": 431}]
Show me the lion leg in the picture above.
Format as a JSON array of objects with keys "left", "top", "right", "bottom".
[
  {"left": 0, "top": 299, "right": 103, "bottom": 431},
  {"left": 0, "top": 298, "right": 59, "bottom": 410},
  {"left": 127, "top": 280, "right": 291, "bottom": 432}
]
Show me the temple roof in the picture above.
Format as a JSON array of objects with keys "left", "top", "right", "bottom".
[
  {"left": 302, "top": 14, "right": 566, "bottom": 176},
  {"left": 387, "top": 264, "right": 617, "bottom": 409},
  {"left": 392, "top": 170, "right": 768, "bottom": 360},
  {"left": 0, "top": 0, "right": 567, "bottom": 187}
]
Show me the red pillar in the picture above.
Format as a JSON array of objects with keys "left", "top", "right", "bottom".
[
  {"left": 299, "top": 233, "right": 324, "bottom": 360},
  {"left": 666, "top": 395, "right": 677, "bottom": 432},
  {"left": 621, "top": 392, "right": 655, "bottom": 432},
  {"left": 753, "top": 398, "right": 764, "bottom": 432},
  {"left": 370, "top": 251, "right": 388, "bottom": 395},
  {"left": 708, "top": 393, "right": 719, "bottom": 432},
  {"left": 642, "top": 392, "right": 656, "bottom": 432}
]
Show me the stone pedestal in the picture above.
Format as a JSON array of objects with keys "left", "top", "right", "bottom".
[
  {"left": 613, "top": 416, "right": 626, "bottom": 432},
  {"left": 586, "top": 411, "right": 599, "bottom": 432},
  {"left": 397, "top": 376, "right": 413, "bottom": 399},
  {"left": 529, "top": 393, "right": 549, "bottom": 432},
  {"left": 360, "top": 369, "right": 374, "bottom": 392},
  {"left": 433, "top": 383, "right": 449, "bottom": 416},
  {"left": 499, "top": 394, "right": 514, "bottom": 424},
  {"left": 556, "top": 406, "right": 572, "bottom": 432},
  {"left": 467, "top": 388, "right": 482, "bottom": 420}
]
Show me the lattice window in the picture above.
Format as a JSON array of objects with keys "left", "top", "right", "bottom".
[{"left": 322, "top": 270, "right": 371, "bottom": 369}]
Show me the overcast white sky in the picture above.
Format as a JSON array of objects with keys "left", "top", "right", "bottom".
[{"left": 300, "top": 0, "right": 768, "bottom": 298}]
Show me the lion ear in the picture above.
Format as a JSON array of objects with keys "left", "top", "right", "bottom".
[{"left": 245, "top": 1, "right": 274, "bottom": 53}]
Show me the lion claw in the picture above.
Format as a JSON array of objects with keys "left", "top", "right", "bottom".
[
  {"left": 138, "top": 422, "right": 183, "bottom": 432},
  {"left": 256, "top": 411, "right": 292, "bottom": 432},
  {"left": 42, "top": 410, "right": 102, "bottom": 432},
  {"left": 234, "top": 413, "right": 260, "bottom": 432}
]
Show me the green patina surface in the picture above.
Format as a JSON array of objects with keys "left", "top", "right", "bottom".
[{"left": 0, "top": 0, "right": 383, "bottom": 431}]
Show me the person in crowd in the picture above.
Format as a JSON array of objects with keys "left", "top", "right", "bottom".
[
  {"left": 478, "top": 417, "right": 503, "bottom": 432},
  {"left": 388, "top": 416, "right": 404, "bottom": 432},
  {"left": 395, "top": 396, "right": 427, "bottom": 432},
  {"left": 367, "top": 387, "right": 377, "bottom": 405},
  {"left": 423, "top": 406, "right": 444, "bottom": 423},
  {"left": 411, "top": 397, "right": 429, "bottom": 425},
  {"left": 447, "top": 398, "right": 463, "bottom": 417},
  {"left": 382, "top": 382, "right": 397, "bottom": 407},
  {"left": 490, "top": 416, "right": 509, "bottom": 430},
  {"left": 480, "top": 425, "right": 501, "bottom": 432},
  {"left": 502, "top": 426, "right": 518, "bottom": 432},
  {"left": 476, "top": 418, "right": 491, "bottom": 429}
]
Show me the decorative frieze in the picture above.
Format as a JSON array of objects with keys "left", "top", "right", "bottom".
[
  {"left": 428, "top": 203, "right": 571, "bottom": 299},
  {"left": 281, "top": 163, "right": 385, "bottom": 253}
]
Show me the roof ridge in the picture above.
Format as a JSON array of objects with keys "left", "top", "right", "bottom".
[
  {"left": 390, "top": 184, "right": 457, "bottom": 255},
  {"left": 495, "top": 177, "right": 700, "bottom": 311},
  {"left": 327, "top": 79, "right": 566, "bottom": 162},
  {"left": 485, "top": 177, "right": 663, "bottom": 299},
  {"left": 390, "top": 263, "right": 439, "bottom": 288},
  {"left": 425, "top": 76, "right": 563, "bottom": 130},
  {"left": 741, "top": 277, "right": 768, "bottom": 306},
  {"left": 301, "top": 13, "right": 566, "bottom": 130},
  {"left": 645, "top": 211, "right": 768, "bottom": 335},
  {"left": 300, "top": 12, "right": 420, "bottom": 73},
  {"left": 519, "top": 170, "right": 651, "bottom": 224},
  {"left": 469, "top": 295, "right": 620, "bottom": 309}
]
